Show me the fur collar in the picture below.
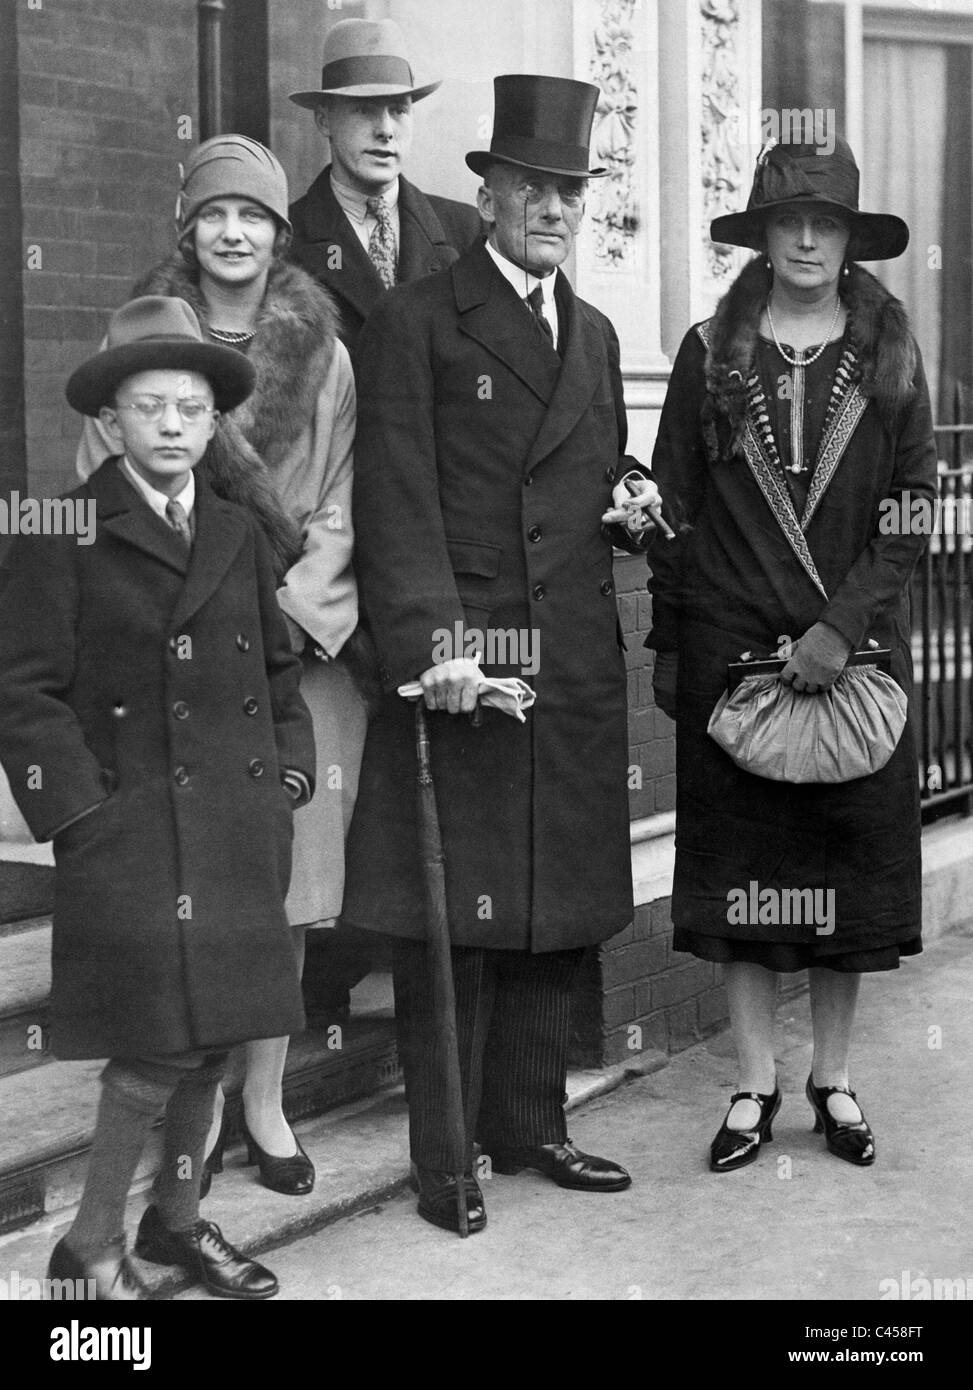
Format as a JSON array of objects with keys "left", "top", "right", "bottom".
[
  {"left": 132, "top": 256, "right": 341, "bottom": 578},
  {"left": 701, "top": 258, "right": 917, "bottom": 462}
]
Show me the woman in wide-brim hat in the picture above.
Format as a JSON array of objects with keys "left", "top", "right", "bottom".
[
  {"left": 644, "top": 134, "right": 937, "bottom": 1172},
  {"left": 78, "top": 135, "right": 368, "bottom": 1199}
]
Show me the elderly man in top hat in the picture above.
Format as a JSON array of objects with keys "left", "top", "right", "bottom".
[
  {"left": 341, "top": 74, "right": 661, "bottom": 1234},
  {"left": 288, "top": 17, "right": 483, "bottom": 349}
]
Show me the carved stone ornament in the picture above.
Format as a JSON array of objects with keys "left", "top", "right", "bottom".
[
  {"left": 700, "top": 0, "right": 745, "bottom": 282},
  {"left": 589, "top": 0, "right": 639, "bottom": 269}
]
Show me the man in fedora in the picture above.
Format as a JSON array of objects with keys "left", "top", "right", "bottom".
[
  {"left": 341, "top": 75, "right": 661, "bottom": 1234},
  {"left": 288, "top": 17, "right": 482, "bottom": 349}
]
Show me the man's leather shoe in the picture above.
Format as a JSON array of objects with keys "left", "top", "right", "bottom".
[
  {"left": 489, "top": 1139, "right": 632, "bottom": 1191},
  {"left": 134, "top": 1204, "right": 278, "bottom": 1299},
  {"left": 49, "top": 1236, "right": 150, "bottom": 1301},
  {"left": 414, "top": 1167, "right": 487, "bottom": 1234}
]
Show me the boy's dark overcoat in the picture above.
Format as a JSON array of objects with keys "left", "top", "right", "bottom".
[
  {"left": 0, "top": 461, "right": 316, "bottom": 1058},
  {"left": 342, "top": 242, "right": 638, "bottom": 953}
]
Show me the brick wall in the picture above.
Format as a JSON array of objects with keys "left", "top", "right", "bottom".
[
  {"left": 16, "top": 0, "right": 199, "bottom": 498},
  {"left": 615, "top": 550, "right": 676, "bottom": 819}
]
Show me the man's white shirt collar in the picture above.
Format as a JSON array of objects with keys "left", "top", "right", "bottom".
[
  {"left": 121, "top": 456, "right": 195, "bottom": 521},
  {"left": 330, "top": 173, "right": 400, "bottom": 224},
  {"left": 485, "top": 240, "right": 559, "bottom": 348}
]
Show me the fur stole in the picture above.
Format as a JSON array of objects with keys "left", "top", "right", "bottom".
[
  {"left": 701, "top": 258, "right": 918, "bottom": 464},
  {"left": 132, "top": 256, "right": 341, "bottom": 579}
]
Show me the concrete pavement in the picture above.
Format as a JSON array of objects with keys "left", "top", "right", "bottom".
[{"left": 176, "top": 923, "right": 973, "bottom": 1302}]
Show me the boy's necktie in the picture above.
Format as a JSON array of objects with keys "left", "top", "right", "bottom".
[
  {"left": 366, "top": 195, "right": 397, "bottom": 290},
  {"left": 165, "top": 498, "right": 192, "bottom": 552}
]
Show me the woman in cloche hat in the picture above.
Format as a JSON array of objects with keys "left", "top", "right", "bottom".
[
  {"left": 78, "top": 135, "right": 368, "bottom": 1200},
  {"left": 643, "top": 134, "right": 937, "bottom": 1173}
]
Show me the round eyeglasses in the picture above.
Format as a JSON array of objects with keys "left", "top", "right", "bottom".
[{"left": 118, "top": 397, "right": 215, "bottom": 423}]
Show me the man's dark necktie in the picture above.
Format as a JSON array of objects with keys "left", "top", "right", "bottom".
[
  {"left": 165, "top": 498, "right": 193, "bottom": 552},
  {"left": 526, "top": 285, "right": 557, "bottom": 353}
]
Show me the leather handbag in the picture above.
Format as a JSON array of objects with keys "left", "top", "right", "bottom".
[{"left": 707, "top": 648, "right": 907, "bottom": 783}]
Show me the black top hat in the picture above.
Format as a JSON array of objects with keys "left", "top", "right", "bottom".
[
  {"left": 710, "top": 135, "right": 909, "bottom": 261},
  {"left": 466, "top": 75, "right": 608, "bottom": 179},
  {"left": 66, "top": 297, "right": 256, "bottom": 416}
]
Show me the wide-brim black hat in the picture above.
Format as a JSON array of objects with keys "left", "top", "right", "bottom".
[
  {"left": 710, "top": 135, "right": 909, "bottom": 261},
  {"left": 466, "top": 74, "right": 608, "bottom": 179},
  {"left": 66, "top": 296, "right": 256, "bottom": 416}
]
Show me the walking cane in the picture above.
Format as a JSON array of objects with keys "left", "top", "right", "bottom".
[{"left": 413, "top": 701, "right": 470, "bottom": 1237}]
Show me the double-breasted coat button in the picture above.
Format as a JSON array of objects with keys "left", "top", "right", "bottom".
[
  {"left": 532, "top": 583, "right": 546, "bottom": 600},
  {"left": 235, "top": 633, "right": 250, "bottom": 652},
  {"left": 527, "top": 525, "right": 542, "bottom": 542},
  {"left": 172, "top": 700, "right": 190, "bottom": 720},
  {"left": 111, "top": 703, "right": 126, "bottom": 718},
  {"left": 600, "top": 579, "right": 614, "bottom": 596},
  {"left": 174, "top": 766, "right": 190, "bottom": 786},
  {"left": 243, "top": 696, "right": 259, "bottom": 715},
  {"left": 604, "top": 467, "right": 615, "bottom": 483},
  {"left": 168, "top": 636, "right": 178, "bottom": 653},
  {"left": 524, "top": 474, "right": 534, "bottom": 487},
  {"left": 248, "top": 758, "right": 264, "bottom": 778}
]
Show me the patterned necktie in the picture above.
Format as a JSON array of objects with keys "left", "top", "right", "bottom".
[
  {"left": 165, "top": 498, "right": 192, "bottom": 552},
  {"left": 527, "top": 285, "right": 556, "bottom": 352},
  {"left": 365, "top": 195, "right": 397, "bottom": 290}
]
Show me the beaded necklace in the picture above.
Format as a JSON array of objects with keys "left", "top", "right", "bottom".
[{"left": 209, "top": 326, "right": 256, "bottom": 346}]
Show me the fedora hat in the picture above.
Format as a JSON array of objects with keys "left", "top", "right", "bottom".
[
  {"left": 288, "top": 18, "right": 441, "bottom": 108},
  {"left": 466, "top": 74, "right": 607, "bottom": 179},
  {"left": 710, "top": 135, "right": 909, "bottom": 261},
  {"left": 66, "top": 297, "right": 256, "bottom": 417}
]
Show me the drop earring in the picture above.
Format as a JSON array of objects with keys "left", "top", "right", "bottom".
[{"left": 841, "top": 262, "right": 850, "bottom": 278}]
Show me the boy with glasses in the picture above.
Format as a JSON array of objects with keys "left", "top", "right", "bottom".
[{"left": 0, "top": 296, "right": 315, "bottom": 1298}]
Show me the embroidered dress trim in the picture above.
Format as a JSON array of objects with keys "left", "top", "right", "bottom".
[{"left": 800, "top": 345, "right": 868, "bottom": 530}]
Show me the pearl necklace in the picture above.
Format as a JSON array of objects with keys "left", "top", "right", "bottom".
[
  {"left": 766, "top": 293, "right": 842, "bottom": 367},
  {"left": 209, "top": 326, "right": 256, "bottom": 345}
]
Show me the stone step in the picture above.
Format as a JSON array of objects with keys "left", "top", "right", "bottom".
[
  {"left": 0, "top": 974, "right": 399, "bottom": 1237},
  {"left": 0, "top": 917, "right": 52, "bottom": 1079}
]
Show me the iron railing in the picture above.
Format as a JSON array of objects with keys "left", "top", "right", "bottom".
[{"left": 915, "top": 425, "right": 973, "bottom": 817}]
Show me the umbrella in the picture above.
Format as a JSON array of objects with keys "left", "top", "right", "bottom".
[{"left": 413, "top": 701, "right": 470, "bottom": 1237}]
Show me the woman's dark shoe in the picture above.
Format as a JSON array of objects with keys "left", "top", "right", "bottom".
[
  {"left": 242, "top": 1119, "right": 315, "bottom": 1196},
  {"left": 134, "top": 1204, "right": 278, "bottom": 1300},
  {"left": 49, "top": 1235, "right": 150, "bottom": 1301},
  {"left": 709, "top": 1087, "right": 781, "bottom": 1172},
  {"left": 805, "top": 1075, "right": 875, "bottom": 1166},
  {"left": 413, "top": 1166, "right": 487, "bottom": 1235},
  {"left": 200, "top": 1109, "right": 230, "bottom": 1200}
]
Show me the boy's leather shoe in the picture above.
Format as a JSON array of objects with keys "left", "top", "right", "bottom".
[{"left": 135, "top": 1204, "right": 278, "bottom": 1299}]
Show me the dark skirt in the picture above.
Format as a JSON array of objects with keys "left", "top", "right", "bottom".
[{"left": 673, "top": 928, "right": 922, "bottom": 974}]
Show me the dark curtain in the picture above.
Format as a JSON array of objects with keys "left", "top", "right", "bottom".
[{"left": 938, "top": 44, "right": 973, "bottom": 429}]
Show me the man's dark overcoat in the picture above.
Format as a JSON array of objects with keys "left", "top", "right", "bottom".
[
  {"left": 342, "top": 242, "right": 638, "bottom": 953},
  {"left": 0, "top": 462, "right": 315, "bottom": 1058},
  {"left": 288, "top": 166, "right": 483, "bottom": 348}
]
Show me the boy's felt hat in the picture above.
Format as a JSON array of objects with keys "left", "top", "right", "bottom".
[{"left": 66, "top": 296, "right": 256, "bottom": 416}]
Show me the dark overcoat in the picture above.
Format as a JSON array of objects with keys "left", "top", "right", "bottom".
[
  {"left": 342, "top": 242, "right": 638, "bottom": 952},
  {"left": 0, "top": 461, "right": 316, "bottom": 1058},
  {"left": 288, "top": 166, "right": 483, "bottom": 349},
  {"left": 645, "top": 261, "right": 938, "bottom": 955}
]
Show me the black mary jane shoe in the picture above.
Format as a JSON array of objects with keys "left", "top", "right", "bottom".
[
  {"left": 709, "top": 1087, "right": 781, "bottom": 1172},
  {"left": 489, "top": 1139, "right": 631, "bottom": 1191},
  {"left": 414, "top": 1167, "right": 487, "bottom": 1235},
  {"left": 49, "top": 1236, "right": 151, "bottom": 1301},
  {"left": 135, "top": 1204, "right": 278, "bottom": 1300},
  {"left": 805, "top": 1075, "right": 876, "bottom": 1166},
  {"left": 242, "top": 1119, "right": 315, "bottom": 1196}
]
